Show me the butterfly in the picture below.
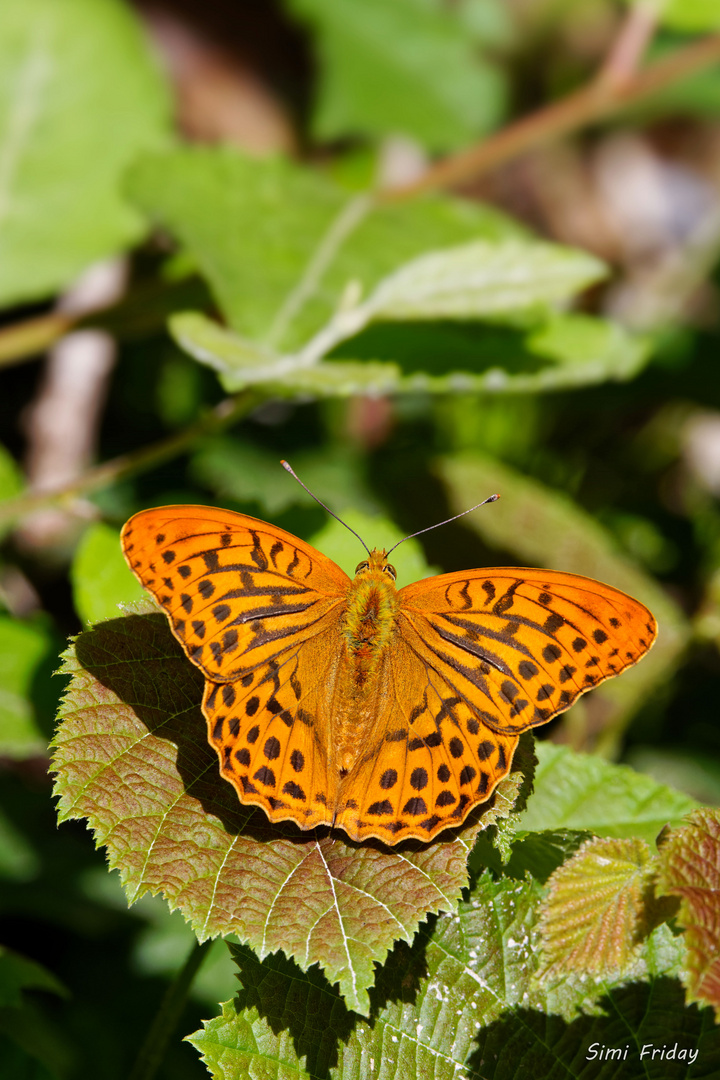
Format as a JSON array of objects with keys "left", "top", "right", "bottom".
[{"left": 121, "top": 503, "right": 657, "bottom": 844}]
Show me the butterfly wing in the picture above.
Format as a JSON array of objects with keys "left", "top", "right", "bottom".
[
  {"left": 121, "top": 506, "right": 350, "bottom": 830},
  {"left": 332, "top": 633, "right": 519, "bottom": 843},
  {"left": 397, "top": 567, "right": 657, "bottom": 735},
  {"left": 331, "top": 566, "right": 656, "bottom": 844}
]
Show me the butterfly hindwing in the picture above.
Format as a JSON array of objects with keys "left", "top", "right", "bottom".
[
  {"left": 334, "top": 633, "right": 519, "bottom": 843},
  {"left": 398, "top": 567, "right": 657, "bottom": 735},
  {"left": 202, "top": 624, "right": 345, "bottom": 830}
]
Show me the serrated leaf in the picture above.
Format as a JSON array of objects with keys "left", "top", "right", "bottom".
[
  {"left": 519, "top": 743, "right": 698, "bottom": 844},
  {"left": 287, "top": 0, "right": 506, "bottom": 150},
  {"left": 127, "top": 147, "right": 524, "bottom": 351},
  {"left": 538, "top": 836, "right": 656, "bottom": 979},
  {"left": 437, "top": 454, "right": 689, "bottom": 749},
  {"left": 0, "top": 0, "right": 171, "bottom": 306},
  {"left": 51, "top": 614, "right": 526, "bottom": 1016},
  {"left": 365, "top": 240, "right": 607, "bottom": 322},
  {"left": 70, "top": 521, "right": 145, "bottom": 625},
  {"left": 656, "top": 808, "right": 720, "bottom": 1020},
  {"left": 188, "top": 874, "right": 696, "bottom": 1080}
]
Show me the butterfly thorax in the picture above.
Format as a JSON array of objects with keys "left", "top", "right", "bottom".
[{"left": 342, "top": 549, "right": 399, "bottom": 692}]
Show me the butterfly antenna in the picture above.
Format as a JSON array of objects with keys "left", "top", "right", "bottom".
[
  {"left": 281, "top": 460, "right": 371, "bottom": 555},
  {"left": 385, "top": 493, "right": 500, "bottom": 556}
]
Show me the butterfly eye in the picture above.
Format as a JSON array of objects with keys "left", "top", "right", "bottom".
[
  {"left": 355, "top": 561, "right": 370, "bottom": 575},
  {"left": 383, "top": 563, "right": 397, "bottom": 580}
]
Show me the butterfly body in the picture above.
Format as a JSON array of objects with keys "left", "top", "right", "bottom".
[{"left": 121, "top": 505, "right": 657, "bottom": 845}]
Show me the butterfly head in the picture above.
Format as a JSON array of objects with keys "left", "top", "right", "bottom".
[{"left": 354, "top": 549, "right": 397, "bottom": 581}]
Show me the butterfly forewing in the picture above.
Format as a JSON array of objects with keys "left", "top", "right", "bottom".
[
  {"left": 121, "top": 506, "right": 355, "bottom": 832},
  {"left": 398, "top": 568, "right": 657, "bottom": 735},
  {"left": 121, "top": 507, "right": 349, "bottom": 681}
]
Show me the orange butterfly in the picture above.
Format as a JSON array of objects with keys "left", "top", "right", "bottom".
[{"left": 121, "top": 501, "right": 656, "bottom": 844}]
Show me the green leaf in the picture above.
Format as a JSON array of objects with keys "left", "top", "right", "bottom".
[
  {"left": 0, "top": 444, "right": 23, "bottom": 502},
  {"left": 286, "top": 0, "right": 506, "bottom": 150},
  {"left": 0, "top": 808, "right": 39, "bottom": 882},
  {"left": 70, "top": 521, "right": 145, "bottom": 625},
  {"left": 173, "top": 309, "right": 649, "bottom": 399},
  {"left": 0, "top": 615, "right": 57, "bottom": 758},
  {"left": 656, "top": 808, "right": 720, "bottom": 1020},
  {"left": 51, "top": 613, "right": 528, "bottom": 1017},
  {"left": 190, "top": 438, "right": 378, "bottom": 517},
  {"left": 0, "top": 0, "right": 171, "bottom": 306},
  {"left": 660, "top": 0, "right": 720, "bottom": 31},
  {"left": 538, "top": 836, "right": 656, "bottom": 979},
  {"left": 519, "top": 742, "right": 698, "bottom": 845},
  {"left": 188, "top": 874, "right": 697, "bottom": 1079},
  {"left": 365, "top": 241, "right": 607, "bottom": 322},
  {"left": 171, "top": 311, "right": 403, "bottom": 396},
  {"left": 128, "top": 146, "right": 524, "bottom": 351},
  {"left": 0, "top": 947, "right": 67, "bottom": 1009},
  {"left": 436, "top": 453, "right": 689, "bottom": 749}
]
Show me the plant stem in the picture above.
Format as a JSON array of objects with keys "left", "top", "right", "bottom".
[
  {"left": 382, "top": 32, "right": 720, "bottom": 201},
  {"left": 128, "top": 938, "right": 213, "bottom": 1080},
  {"left": 0, "top": 391, "right": 258, "bottom": 531}
]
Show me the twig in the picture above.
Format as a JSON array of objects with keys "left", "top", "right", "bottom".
[
  {"left": 596, "top": 0, "right": 662, "bottom": 89},
  {"left": 0, "top": 391, "right": 257, "bottom": 531},
  {"left": 381, "top": 32, "right": 720, "bottom": 201}
]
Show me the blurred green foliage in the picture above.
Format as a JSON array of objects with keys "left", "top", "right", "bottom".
[{"left": 1, "top": 0, "right": 720, "bottom": 1076}]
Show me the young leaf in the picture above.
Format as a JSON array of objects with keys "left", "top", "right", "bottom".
[
  {"left": 51, "top": 613, "right": 527, "bottom": 1017},
  {"left": 656, "top": 808, "right": 720, "bottom": 1020},
  {"left": 286, "top": 0, "right": 506, "bottom": 150},
  {"left": 0, "top": 0, "right": 171, "bottom": 306},
  {"left": 519, "top": 742, "right": 698, "bottom": 845},
  {"left": 538, "top": 836, "right": 656, "bottom": 979}
]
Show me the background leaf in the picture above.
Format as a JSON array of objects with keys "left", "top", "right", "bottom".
[
  {"left": 0, "top": 0, "right": 171, "bottom": 306},
  {"left": 71, "top": 521, "right": 146, "bottom": 625},
  {"left": 0, "top": 615, "right": 58, "bottom": 758},
  {"left": 286, "top": 0, "right": 507, "bottom": 149},
  {"left": 127, "top": 147, "right": 525, "bottom": 350}
]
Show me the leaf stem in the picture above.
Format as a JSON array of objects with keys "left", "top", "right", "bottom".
[
  {"left": 0, "top": 391, "right": 258, "bottom": 530},
  {"left": 128, "top": 937, "right": 213, "bottom": 1080},
  {"left": 381, "top": 31, "right": 720, "bottom": 201}
]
